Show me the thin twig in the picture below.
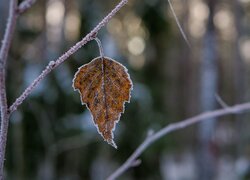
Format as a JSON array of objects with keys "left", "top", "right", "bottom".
[
  {"left": 17, "top": 0, "right": 37, "bottom": 14},
  {"left": 0, "top": 0, "right": 18, "bottom": 178},
  {"left": 215, "top": 93, "right": 229, "bottom": 108},
  {"left": 9, "top": 0, "right": 128, "bottom": 114},
  {"left": 106, "top": 102, "right": 250, "bottom": 180},
  {"left": 167, "top": 0, "right": 191, "bottom": 49}
]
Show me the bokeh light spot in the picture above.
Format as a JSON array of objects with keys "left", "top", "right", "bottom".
[
  {"left": 46, "top": 0, "right": 65, "bottom": 27},
  {"left": 127, "top": 36, "right": 145, "bottom": 55}
]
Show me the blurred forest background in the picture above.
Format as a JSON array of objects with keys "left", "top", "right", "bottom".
[{"left": 1, "top": 0, "right": 250, "bottom": 179}]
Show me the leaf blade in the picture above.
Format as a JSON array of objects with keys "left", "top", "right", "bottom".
[{"left": 73, "top": 57, "right": 133, "bottom": 148}]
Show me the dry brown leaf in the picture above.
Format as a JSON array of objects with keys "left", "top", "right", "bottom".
[{"left": 72, "top": 57, "right": 132, "bottom": 148}]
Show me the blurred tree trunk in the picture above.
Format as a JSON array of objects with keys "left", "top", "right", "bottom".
[
  {"left": 179, "top": 0, "right": 190, "bottom": 118},
  {"left": 233, "top": 0, "right": 247, "bottom": 155},
  {"left": 198, "top": 0, "right": 218, "bottom": 179},
  {"left": 37, "top": 0, "right": 56, "bottom": 179},
  {"left": 0, "top": 0, "right": 8, "bottom": 38}
]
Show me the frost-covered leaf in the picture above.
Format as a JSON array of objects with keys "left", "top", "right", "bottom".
[{"left": 73, "top": 57, "right": 132, "bottom": 148}]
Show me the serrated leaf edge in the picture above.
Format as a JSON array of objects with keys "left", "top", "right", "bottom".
[{"left": 72, "top": 56, "right": 133, "bottom": 148}]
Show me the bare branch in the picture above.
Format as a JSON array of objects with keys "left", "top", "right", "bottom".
[
  {"left": 0, "top": 0, "right": 18, "bottom": 177},
  {"left": 9, "top": 0, "right": 128, "bottom": 114},
  {"left": 0, "top": 1, "right": 18, "bottom": 68},
  {"left": 17, "top": 0, "right": 37, "bottom": 14},
  {"left": 106, "top": 102, "right": 250, "bottom": 180}
]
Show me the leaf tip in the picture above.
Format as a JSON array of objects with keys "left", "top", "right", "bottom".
[{"left": 107, "top": 139, "right": 117, "bottom": 149}]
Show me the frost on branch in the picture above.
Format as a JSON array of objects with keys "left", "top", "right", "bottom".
[{"left": 73, "top": 57, "right": 132, "bottom": 148}]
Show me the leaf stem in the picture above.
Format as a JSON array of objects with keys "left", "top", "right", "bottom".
[{"left": 95, "top": 37, "right": 105, "bottom": 58}]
